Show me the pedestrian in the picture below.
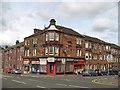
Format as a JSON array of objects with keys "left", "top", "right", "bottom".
[{"left": 75, "top": 69, "right": 78, "bottom": 75}]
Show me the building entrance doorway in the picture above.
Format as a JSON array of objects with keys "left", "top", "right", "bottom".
[{"left": 50, "top": 64, "right": 54, "bottom": 74}]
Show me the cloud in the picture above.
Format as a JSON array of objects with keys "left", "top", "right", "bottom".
[
  {"left": 56, "top": 2, "right": 116, "bottom": 19},
  {"left": 92, "top": 18, "right": 111, "bottom": 32}
]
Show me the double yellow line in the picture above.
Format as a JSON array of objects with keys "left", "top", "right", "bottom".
[{"left": 92, "top": 78, "right": 118, "bottom": 86}]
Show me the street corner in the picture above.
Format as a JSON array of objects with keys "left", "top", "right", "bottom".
[{"left": 92, "top": 76, "right": 118, "bottom": 87}]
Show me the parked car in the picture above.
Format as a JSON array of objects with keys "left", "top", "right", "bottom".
[
  {"left": 11, "top": 69, "right": 21, "bottom": 74},
  {"left": 102, "top": 68, "right": 118, "bottom": 75},
  {"left": 6, "top": 69, "right": 12, "bottom": 73},
  {"left": 100, "top": 70, "right": 108, "bottom": 76},
  {"left": 82, "top": 69, "right": 97, "bottom": 76},
  {"left": 118, "top": 71, "right": 120, "bottom": 77}
]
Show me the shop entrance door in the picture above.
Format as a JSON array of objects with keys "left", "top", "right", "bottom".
[{"left": 50, "top": 64, "right": 54, "bottom": 74}]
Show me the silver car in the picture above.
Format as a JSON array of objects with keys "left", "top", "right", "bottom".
[{"left": 11, "top": 69, "right": 21, "bottom": 74}]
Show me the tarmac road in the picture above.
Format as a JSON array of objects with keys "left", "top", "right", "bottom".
[{"left": 1, "top": 73, "right": 119, "bottom": 90}]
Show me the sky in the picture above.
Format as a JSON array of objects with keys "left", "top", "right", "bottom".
[{"left": 0, "top": 0, "right": 119, "bottom": 46}]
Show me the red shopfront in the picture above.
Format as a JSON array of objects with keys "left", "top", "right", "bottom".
[
  {"left": 22, "top": 59, "right": 30, "bottom": 74},
  {"left": 39, "top": 58, "right": 85, "bottom": 75},
  {"left": 74, "top": 59, "right": 85, "bottom": 73}
]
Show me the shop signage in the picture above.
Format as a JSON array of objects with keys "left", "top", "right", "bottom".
[
  {"left": 74, "top": 59, "right": 84, "bottom": 61},
  {"left": 23, "top": 60, "right": 30, "bottom": 64},
  {"left": 62, "top": 58, "right": 66, "bottom": 64},
  {"left": 31, "top": 61, "right": 40, "bottom": 64},
  {"left": 39, "top": 58, "right": 47, "bottom": 65},
  {"left": 57, "top": 58, "right": 65, "bottom": 61},
  {"left": 66, "top": 59, "right": 74, "bottom": 61},
  {"left": 107, "top": 54, "right": 113, "bottom": 62},
  {"left": 47, "top": 57, "right": 55, "bottom": 62},
  {"left": 23, "top": 59, "right": 30, "bottom": 64}
]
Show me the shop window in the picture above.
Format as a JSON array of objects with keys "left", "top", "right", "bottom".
[
  {"left": 65, "top": 62, "right": 73, "bottom": 72},
  {"left": 32, "top": 65, "right": 39, "bottom": 73},
  {"left": 49, "top": 46, "right": 54, "bottom": 55},
  {"left": 56, "top": 62, "right": 64, "bottom": 73},
  {"left": 40, "top": 65, "right": 46, "bottom": 72},
  {"left": 49, "top": 32, "right": 54, "bottom": 41}
]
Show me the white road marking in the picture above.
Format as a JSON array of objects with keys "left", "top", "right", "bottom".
[
  {"left": 68, "top": 85, "right": 88, "bottom": 88},
  {"left": 28, "top": 79, "right": 44, "bottom": 82},
  {"left": 12, "top": 79, "right": 26, "bottom": 84},
  {"left": 36, "top": 85, "right": 46, "bottom": 88},
  {"left": 61, "top": 79, "right": 72, "bottom": 81},
  {"left": 56, "top": 83, "right": 67, "bottom": 86},
  {"left": 16, "top": 77, "right": 20, "bottom": 79},
  {"left": 3, "top": 78, "right": 7, "bottom": 80}
]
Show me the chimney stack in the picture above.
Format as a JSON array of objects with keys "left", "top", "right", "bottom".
[{"left": 16, "top": 40, "right": 19, "bottom": 44}]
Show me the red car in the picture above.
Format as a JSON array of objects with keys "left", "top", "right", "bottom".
[{"left": 6, "top": 69, "right": 12, "bottom": 73}]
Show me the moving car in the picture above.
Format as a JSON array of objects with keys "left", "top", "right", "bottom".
[
  {"left": 82, "top": 69, "right": 97, "bottom": 76},
  {"left": 11, "top": 69, "right": 21, "bottom": 74}
]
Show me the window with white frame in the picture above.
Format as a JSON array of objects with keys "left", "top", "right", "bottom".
[
  {"left": 85, "top": 52, "right": 89, "bottom": 60},
  {"left": 49, "top": 32, "right": 54, "bottom": 41},
  {"left": 25, "top": 49, "right": 29, "bottom": 56},
  {"left": 55, "top": 33, "right": 59, "bottom": 41},
  {"left": 27, "top": 49, "right": 29, "bottom": 56},
  {"left": 45, "top": 47, "right": 48, "bottom": 55},
  {"left": 49, "top": 46, "right": 54, "bottom": 55},
  {"left": 76, "top": 49, "right": 81, "bottom": 57},
  {"left": 99, "top": 55, "right": 102, "bottom": 60},
  {"left": 104, "top": 55, "right": 106, "bottom": 60},
  {"left": 33, "top": 48, "right": 37, "bottom": 56},
  {"left": 76, "top": 37, "right": 81, "bottom": 45},
  {"left": 93, "top": 54, "right": 97, "bottom": 60},
  {"left": 25, "top": 40, "right": 27, "bottom": 46},
  {"left": 89, "top": 42, "right": 92, "bottom": 48},
  {"left": 55, "top": 47, "right": 59, "bottom": 56},
  {"left": 85, "top": 41, "right": 89, "bottom": 48},
  {"left": 89, "top": 53, "right": 92, "bottom": 59},
  {"left": 106, "top": 46, "right": 109, "bottom": 50},
  {"left": 33, "top": 38, "right": 37, "bottom": 44},
  {"left": 24, "top": 50, "right": 27, "bottom": 57},
  {"left": 45, "top": 33, "right": 48, "bottom": 41}
]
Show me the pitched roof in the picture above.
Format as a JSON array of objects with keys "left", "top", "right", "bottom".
[
  {"left": 84, "top": 35, "right": 105, "bottom": 43},
  {"left": 56, "top": 25, "right": 84, "bottom": 37},
  {"left": 4, "top": 42, "right": 24, "bottom": 51},
  {"left": 25, "top": 29, "right": 43, "bottom": 39}
]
